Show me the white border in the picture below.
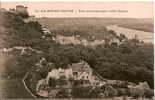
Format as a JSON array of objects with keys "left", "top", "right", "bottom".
[
  {"left": 0, "top": 0, "right": 154, "bottom": 2},
  {"left": 0, "top": 0, "right": 155, "bottom": 98}
]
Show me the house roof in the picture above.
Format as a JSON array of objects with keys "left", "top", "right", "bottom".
[
  {"left": 71, "top": 62, "right": 84, "bottom": 72},
  {"left": 70, "top": 61, "right": 91, "bottom": 72},
  {"left": 16, "top": 5, "right": 24, "bottom": 7}
]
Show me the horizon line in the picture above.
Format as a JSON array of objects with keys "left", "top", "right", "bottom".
[{"left": 35, "top": 16, "right": 154, "bottom": 19}]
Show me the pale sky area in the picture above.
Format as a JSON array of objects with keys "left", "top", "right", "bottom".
[{"left": 1, "top": 2, "right": 154, "bottom": 18}]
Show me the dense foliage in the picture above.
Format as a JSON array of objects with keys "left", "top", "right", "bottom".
[
  {"left": 42, "top": 41, "right": 154, "bottom": 88},
  {"left": 2, "top": 12, "right": 43, "bottom": 47},
  {"left": 2, "top": 11, "right": 154, "bottom": 90}
]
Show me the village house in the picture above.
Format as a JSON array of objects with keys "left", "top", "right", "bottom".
[
  {"left": 23, "top": 15, "right": 36, "bottom": 23},
  {"left": 46, "top": 60, "right": 100, "bottom": 86},
  {"left": 0, "top": 8, "right": 7, "bottom": 12},
  {"left": 53, "top": 35, "right": 81, "bottom": 45},
  {"left": 35, "top": 60, "right": 109, "bottom": 97},
  {"left": 89, "top": 40, "right": 105, "bottom": 46},
  {"left": 70, "top": 61, "right": 92, "bottom": 79},
  {"left": 36, "top": 79, "right": 49, "bottom": 97},
  {"left": 81, "top": 39, "right": 88, "bottom": 46},
  {"left": 110, "top": 38, "right": 120, "bottom": 44},
  {"left": 46, "top": 68, "right": 73, "bottom": 81},
  {"left": 53, "top": 35, "right": 107, "bottom": 46},
  {"left": 42, "top": 26, "right": 51, "bottom": 34}
]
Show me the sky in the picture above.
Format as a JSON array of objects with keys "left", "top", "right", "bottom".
[{"left": 1, "top": 2, "right": 154, "bottom": 18}]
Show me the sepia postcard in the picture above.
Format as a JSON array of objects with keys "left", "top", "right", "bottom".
[{"left": 0, "top": 1, "right": 154, "bottom": 100}]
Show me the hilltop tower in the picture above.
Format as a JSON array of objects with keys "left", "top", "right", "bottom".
[
  {"left": 15, "top": 5, "right": 29, "bottom": 18},
  {"left": 16, "top": 5, "right": 28, "bottom": 13}
]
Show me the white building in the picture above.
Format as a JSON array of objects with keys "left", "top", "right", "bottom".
[{"left": 46, "top": 68, "right": 73, "bottom": 82}]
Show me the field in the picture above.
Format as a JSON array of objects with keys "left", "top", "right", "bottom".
[{"left": 37, "top": 18, "right": 153, "bottom": 33}]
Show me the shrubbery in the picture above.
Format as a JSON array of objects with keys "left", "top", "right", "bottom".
[{"left": 40, "top": 40, "right": 153, "bottom": 88}]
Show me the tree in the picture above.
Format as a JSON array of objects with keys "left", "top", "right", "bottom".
[
  {"left": 108, "top": 30, "right": 117, "bottom": 36},
  {"left": 71, "top": 86, "right": 92, "bottom": 98},
  {"left": 117, "top": 33, "right": 127, "bottom": 42},
  {"left": 57, "top": 75, "right": 68, "bottom": 86},
  {"left": 48, "top": 77, "right": 57, "bottom": 88},
  {"left": 56, "top": 89, "right": 71, "bottom": 98},
  {"left": 89, "top": 87, "right": 104, "bottom": 98}
]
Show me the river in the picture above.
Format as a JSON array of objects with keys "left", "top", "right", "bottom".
[{"left": 106, "top": 25, "right": 154, "bottom": 43}]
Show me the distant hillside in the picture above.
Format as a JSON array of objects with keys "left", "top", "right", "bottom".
[{"left": 36, "top": 17, "right": 154, "bottom": 32}]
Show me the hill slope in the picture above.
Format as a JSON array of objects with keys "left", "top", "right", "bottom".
[{"left": 0, "top": 10, "right": 44, "bottom": 98}]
